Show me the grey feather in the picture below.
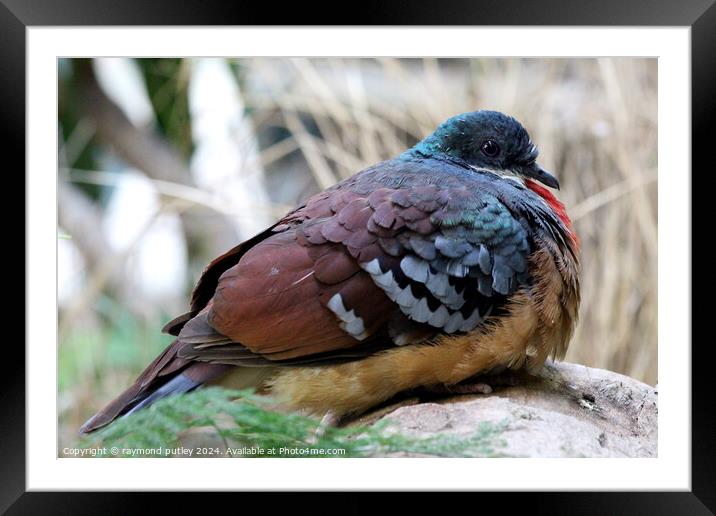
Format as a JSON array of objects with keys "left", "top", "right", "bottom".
[
  {"left": 444, "top": 311, "right": 465, "bottom": 333},
  {"left": 478, "top": 244, "right": 492, "bottom": 274},
  {"left": 459, "top": 308, "right": 483, "bottom": 332},
  {"left": 400, "top": 255, "right": 430, "bottom": 283},
  {"left": 362, "top": 258, "right": 382, "bottom": 275},
  {"left": 408, "top": 236, "right": 438, "bottom": 261},
  {"left": 372, "top": 270, "right": 394, "bottom": 289},
  {"left": 409, "top": 297, "right": 432, "bottom": 323},
  {"left": 341, "top": 318, "right": 367, "bottom": 339},
  {"left": 446, "top": 260, "right": 469, "bottom": 277},
  {"left": 427, "top": 304, "right": 450, "bottom": 327},
  {"left": 477, "top": 274, "right": 494, "bottom": 297},
  {"left": 492, "top": 273, "right": 511, "bottom": 295},
  {"left": 435, "top": 235, "right": 473, "bottom": 258},
  {"left": 461, "top": 248, "right": 481, "bottom": 267},
  {"left": 435, "top": 284, "right": 465, "bottom": 310},
  {"left": 430, "top": 257, "right": 449, "bottom": 274},
  {"left": 396, "top": 286, "right": 419, "bottom": 308},
  {"left": 425, "top": 269, "right": 449, "bottom": 297},
  {"left": 492, "top": 255, "right": 513, "bottom": 295}
]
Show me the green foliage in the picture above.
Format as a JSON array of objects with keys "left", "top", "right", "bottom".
[
  {"left": 135, "top": 58, "right": 194, "bottom": 158},
  {"left": 79, "top": 388, "right": 509, "bottom": 458},
  {"left": 58, "top": 58, "right": 103, "bottom": 200}
]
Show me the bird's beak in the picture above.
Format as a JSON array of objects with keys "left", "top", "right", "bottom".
[{"left": 522, "top": 162, "right": 560, "bottom": 190}]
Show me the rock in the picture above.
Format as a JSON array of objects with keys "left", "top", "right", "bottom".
[{"left": 351, "top": 361, "right": 657, "bottom": 458}]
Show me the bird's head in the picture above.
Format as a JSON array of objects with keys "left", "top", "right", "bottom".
[{"left": 410, "top": 110, "right": 560, "bottom": 189}]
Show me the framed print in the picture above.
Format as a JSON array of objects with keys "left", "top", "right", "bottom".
[{"left": 7, "top": 0, "right": 712, "bottom": 511}]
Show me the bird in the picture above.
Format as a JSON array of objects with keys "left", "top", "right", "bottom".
[{"left": 80, "top": 110, "right": 580, "bottom": 434}]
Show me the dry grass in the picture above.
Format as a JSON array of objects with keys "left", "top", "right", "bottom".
[{"left": 59, "top": 58, "right": 657, "bottom": 451}]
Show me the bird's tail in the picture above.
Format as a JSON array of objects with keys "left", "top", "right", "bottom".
[{"left": 79, "top": 340, "right": 230, "bottom": 434}]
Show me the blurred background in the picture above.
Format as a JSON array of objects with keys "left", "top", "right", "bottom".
[{"left": 58, "top": 57, "right": 657, "bottom": 450}]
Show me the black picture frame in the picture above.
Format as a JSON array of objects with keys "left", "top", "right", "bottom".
[{"left": 7, "top": 0, "right": 711, "bottom": 512}]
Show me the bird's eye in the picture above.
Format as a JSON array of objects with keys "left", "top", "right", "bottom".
[{"left": 481, "top": 140, "right": 500, "bottom": 157}]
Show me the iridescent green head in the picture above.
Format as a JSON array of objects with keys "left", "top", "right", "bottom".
[{"left": 409, "top": 110, "right": 560, "bottom": 189}]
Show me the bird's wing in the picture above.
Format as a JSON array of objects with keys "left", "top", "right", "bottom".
[
  {"left": 179, "top": 229, "right": 396, "bottom": 361},
  {"left": 177, "top": 159, "right": 534, "bottom": 364},
  {"left": 81, "top": 160, "right": 545, "bottom": 433},
  {"left": 162, "top": 225, "right": 282, "bottom": 336}
]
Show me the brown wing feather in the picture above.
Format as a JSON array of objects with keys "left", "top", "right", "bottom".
[
  {"left": 79, "top": 340, "right": 228, "bottom": 433},
  {"left": 175, "top": 179, "right": 457, "bottom": 363},
  {"left": 189, "top": 225, "right": 281, "bottom": 314},
  {"left": 195, "top": 229, "right": 394, "bottom": 360}
]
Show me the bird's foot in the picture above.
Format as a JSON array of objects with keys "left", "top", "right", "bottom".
[
  {"left": 422, "top": 370, "right": 520, "bottom": 396},
  {"left": 423, "top": 382, "right": 494, "bottom": 395},
  {"left": 469, "top": 369, "right": 521, "bottom": 388}
]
